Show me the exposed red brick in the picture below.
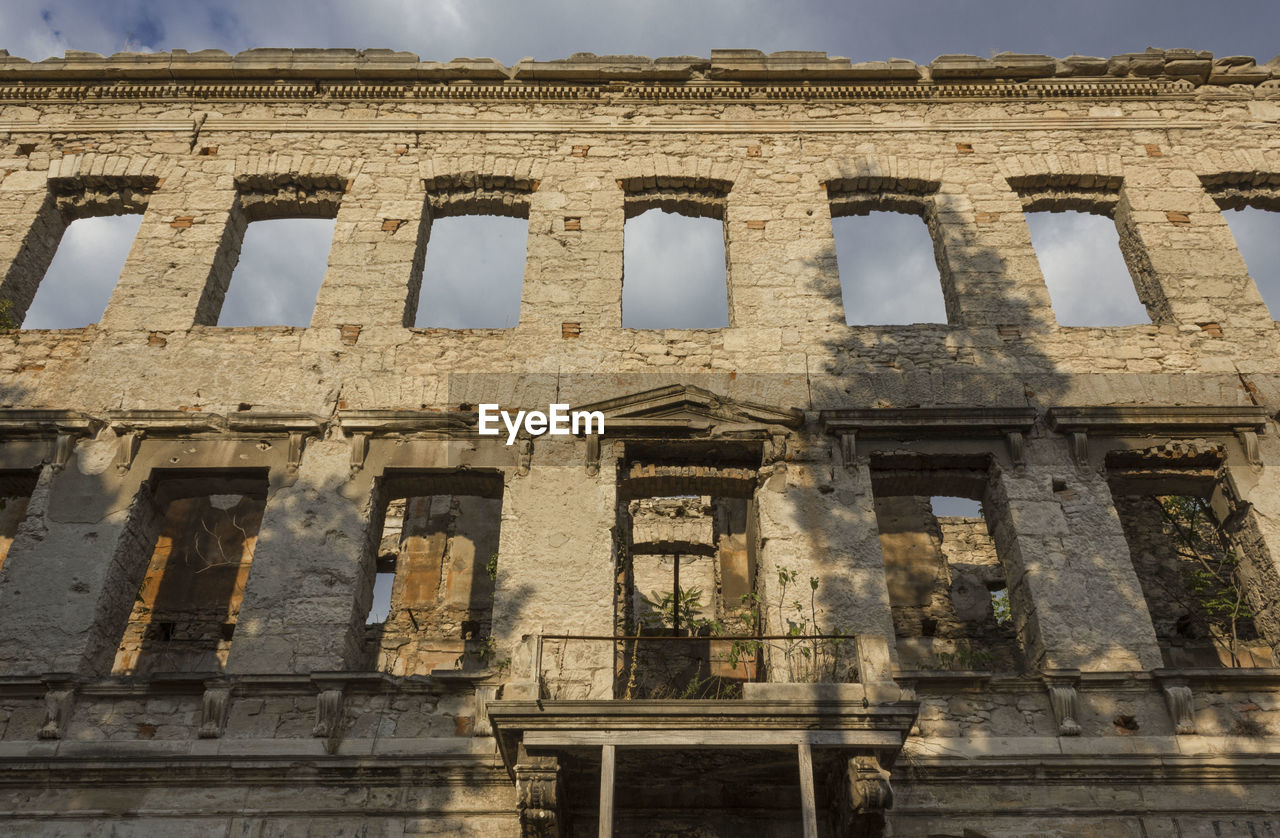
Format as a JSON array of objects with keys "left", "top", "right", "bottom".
[
  {"left": 381, "top": 218, "right": 406, "bottom": 232},
  {"left": 955, "top": 142, "right": 974, "bottom": 153},
  {"left": 169, "top": 216, "right": 194, "bottom": 229},
  {"left": 562, "top": 322, "right": 581, "bottom": 339},
  {"left": 564, "top": 217, "right": 581, "bottom": 231},
  {"left": 340, "top": 324, "right": 362, "bottom": 345}
]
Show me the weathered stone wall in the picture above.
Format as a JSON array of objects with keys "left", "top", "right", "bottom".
[{"left": 0, "top": 46, "right": 1277, "bottom": 836}]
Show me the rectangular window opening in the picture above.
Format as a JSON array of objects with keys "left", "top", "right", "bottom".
[
  {"left": 363, "top": 473, "right": 504, "bottom": 676},
  {"left": 871, "top": 473, "right": 1024, "bottom": 673},
  {"left": 623, "top": 208, "right": 729, "bottom": 329},
  {"left": 217, "top": 217, "right": 336, "bottom": 327},
  {"left": 1107, "top": 458, "right": 1277, "bottom": 669},
  {"left": 1026, "top": 210, "right": 1150, "bottom": 326},
  {"left": 832, "top": 211, "right": 947, "bottom": 325},
  {"left": 111, "top": 472, "right": 267, "bottom": 676},
  {"left": 20, "top": 213, "right": 144, "bottom": 330},
  {"left": 1222, "top": 206, "right": 1280, "bottom": 319},
  {"left": 414, "top": 215, "right": 527, "bottom": 328},
  {"left": 611, "top": 448, "right": 767, "bottom": 699},
  {"left": 0, "top": 470, "right": 39, "bottom": 573}
]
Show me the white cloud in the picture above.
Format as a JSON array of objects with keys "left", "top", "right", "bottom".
[
  {"left": 1025, "top": 211, "right": 1149, "bottom": 327},
  {"left": 22, "top": 214, "right": 142, "bottom": 329},
  {"left": 623, "top": 209, "right": 728, "bottom": 329},
  {"left": 218, "top": 218, "right": 335, "bottom": 327},
  {"left": 416, "top": 215, "right": 526, "bottom": 329},
  {"left": 832, "top": 212, "right": 946, "bottom": 325},
  {"left": 1223, "top": 207, "right": 1280, "bottom": 319}
]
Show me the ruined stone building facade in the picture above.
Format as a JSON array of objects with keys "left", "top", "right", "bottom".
[{"left": 0, "top": 46, "right": 1278, "bottom": 837}]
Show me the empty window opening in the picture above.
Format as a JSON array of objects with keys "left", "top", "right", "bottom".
[
  {"left": 832, "top": 212, "right": 947, "bottom": 325},
  {"left": 1107, "top": 454, "right": 1278, "bottom": 668},
  {"left": 1222, "top": 207, "right": 1280, "bottom": 318},
  {"left": 218, "top": 217, "right": 335, "bottom": 327},
  {"left": 365, "top": 555, "right": 396, "bottom": 626},
  {"left": 607, "top": 446, "right": 769, "bottom": 700},
  {"left": 362, "top": 472, "right": 504, "bottom": 676},
  {"left": 930, "top": 495, "right": 982, "bottom": 517},
  {"left": 630, "top": 496, "right": 720, "bottom": 637},
  {"left": 989, "top": 586, "right": 1012, "bottom": 625},
  {"left": 623, "top": 209, "right": 729, "bottom": 329},
  {"left": 20, "top": 214, "right": 143, "bottom": 329},
  {"left": 0, "top": 177, "right": 155, "bottom": 330},
  {"left": 111, "top": 472, "right": 267, "bottom": 676},
  {"left": 872, "top": 468, "right": 1024, "bottom": 672},
  {"left": 0, "top": 471, "right": 38, "bottom": 573},
  {"left": 1026, "top": 210, "right": 1149, "bottom": 326},
  {"left": 414, "top": 215, "right": 527, "bottom": 328}
]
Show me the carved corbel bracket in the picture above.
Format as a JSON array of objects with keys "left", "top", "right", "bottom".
[
  {"left": 1236, "top": 428, "right": 1262, "bottom": 469},
  {"left": 584, "top": 435, "right": 600, "bottom": 476},
  {"left": 1044, "top": 672, "right": 1083, "bottom": 736},
  {"left": 38, "top": 675, "right": 79, "bottom": 740},
  {"left": 1161, "top": 681, "right": 1197, "bottom": 735},
  {"left": 514, "top": 752, "right": 563, "bottom": 838},
  {"left": 311, "top": 680, "right": 348, "bottom": 742},
  {"left": 1005, "top": 430, "right": 1026, "bottom": 467},
  {"left": 762, "top": 432, "right": 789, "bottom": 465},
  {"left": 198, "top": 680, "right": 232, "bottom": 739},
  {"left": 1067, "top": 430, "right": 1089, "bottom": 471},
  {"left": 833, "top": 754, "right": 893, "bottom": 838},
  {"left": 286, "top": 430, "right": 307, "bottom": 473},
  {"left": 839, "top": 430, "right": 857, "bottom": 471},
  {"left": 516, "top": 437, "right": 533, "bottom": 477},
  {"left": 348, "top": 432, "right": 369, "bottom": 475},
  {"left": 473, "top": 684, "right": 500, "bottom": 737},
  {"left": 115, "top": 430, "right": 143, "bottom": 473},
  {"left": 50, "top": 433, "right": 76, "bottom": 472}
]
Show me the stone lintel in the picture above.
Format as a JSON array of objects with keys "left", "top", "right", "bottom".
[
  {"left": 821, "top": 407, "right": 1038, "bottom": 438},
  {"left": 1047, "top": 405, "right": 1270, "bottom": 436}
]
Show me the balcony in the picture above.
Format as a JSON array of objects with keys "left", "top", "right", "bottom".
[{"left": 486, "top": 632, "right": 918, "bottom": 838}]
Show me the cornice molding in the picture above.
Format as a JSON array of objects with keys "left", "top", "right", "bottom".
[
  {"left": 1, "top": 115, "right": 1233, "bottom": 136},
  {"left": 0, "top": 48, "right": 1275, "bottom": 93}
]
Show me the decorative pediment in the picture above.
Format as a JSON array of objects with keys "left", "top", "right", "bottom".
[{"left": 574, "top": 384, "right": 803, "bottom": 438}]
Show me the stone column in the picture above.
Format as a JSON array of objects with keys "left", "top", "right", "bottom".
[
  {"left": 310, "top": 159, "right": 427, "bottom": 329},
  {"left": 1115, "top": 163, "right": 1273, "bottom": 331},
  {"left": 931, "top": 174, "right": 1058, "bottom": 329},
  {"left": 754, "top": 439, "right": 898, "bottom": 678},
  {"left": 0, "top": 169, "right": 60, "bottom": 324},
  {"left": 99, "top": 164, "right": 245, "bottom": 331},
  {"left": 0, "top": 440, "right": 155, "bottom": 675},
  {"left": 725, "top": 164, "right": 846, "bottom": 328},
  {"left": 519, "top": 168, "right": 624, "bottom": 332},
  {"left": 490, "top": 438, "right": 617, "bottom": 699},
  {"left": 226, "top": 438, "right": 370, "bottom": 674},
  {"left": 984, "top": 442, "right": 1163, "bottom": 672}
]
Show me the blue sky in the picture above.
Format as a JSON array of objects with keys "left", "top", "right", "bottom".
[{"left": 5, "top": 0, "right": 1279, "bottom": 330}]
